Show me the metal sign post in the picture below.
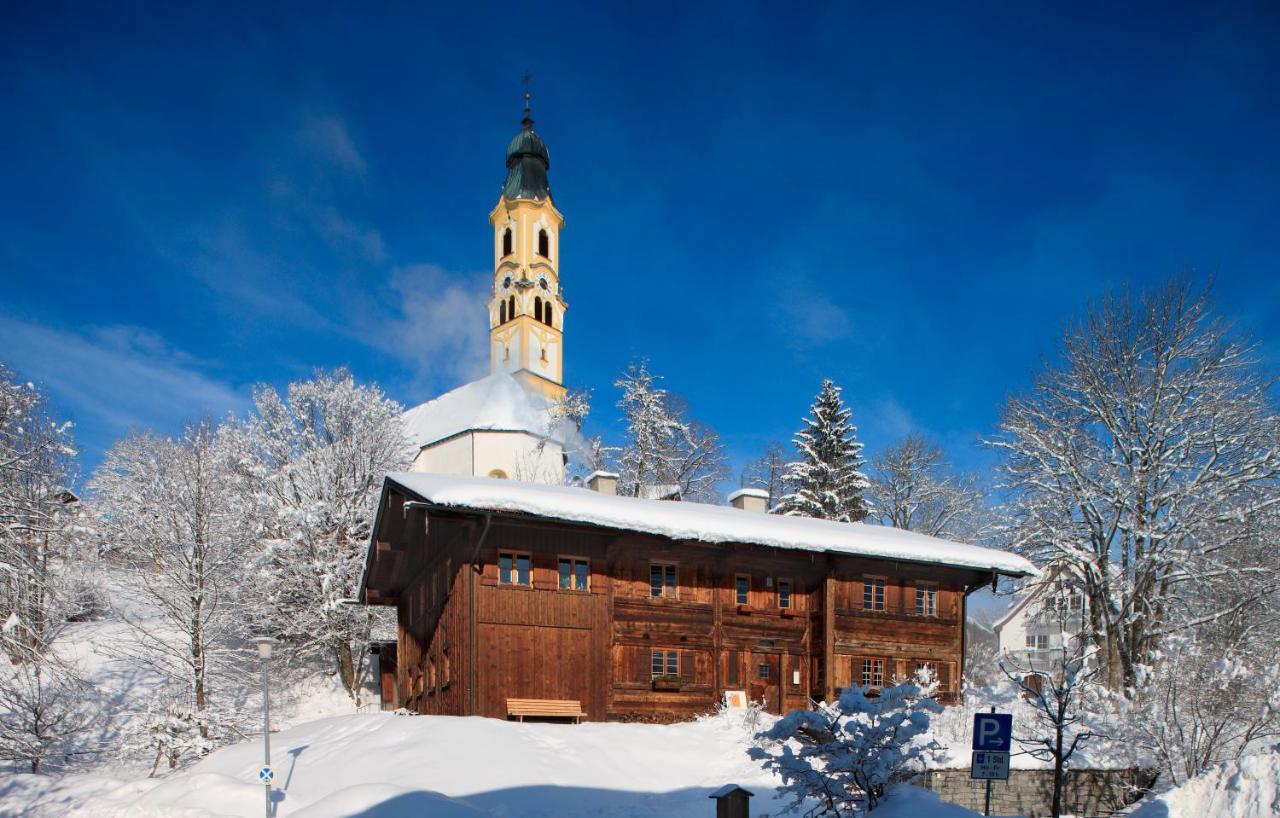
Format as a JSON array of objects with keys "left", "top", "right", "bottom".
[{"left": 971, "top": 707, "right": 1012, "bottom": 816}]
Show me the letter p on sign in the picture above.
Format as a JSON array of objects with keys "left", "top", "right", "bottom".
[{"left": 972, "top": 713, "right": 1012, "bottom": 752}]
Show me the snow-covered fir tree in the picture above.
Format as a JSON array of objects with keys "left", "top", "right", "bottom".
[
  {"left": 233, "top": 369, "right": 404, "bottom": 705},
  {"left": 775, "top": 379, "right": 870, "bottom": 522},
  {"left": 750, "top": 677, "right": 943, "bottom": 813}
]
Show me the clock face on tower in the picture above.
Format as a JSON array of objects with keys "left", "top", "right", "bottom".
[
  {"left": 536, "top": 274, "right": 550, "bottom": 292},
  {"left": 502, "top": 275, "right": 513, "bottom": 291}
]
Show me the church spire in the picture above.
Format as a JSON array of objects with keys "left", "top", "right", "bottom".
[
  {"left": 488, "top": 86, "right": 567, "bottom": 402},
  {"left": 503, "top": 77, "right": 551, "bottom": 202}
]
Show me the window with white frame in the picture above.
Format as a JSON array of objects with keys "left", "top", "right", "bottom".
[
  {"left": 651, "top": 649, "right": 679, "bottom": 679},
  {"left": 864, "top": 577, "right": 886, "bottom": 610},
  {"left": 916, "top": 582, "right": 938, "bottom": 616}
]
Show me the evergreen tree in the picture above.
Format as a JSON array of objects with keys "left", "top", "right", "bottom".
[{"left": 775, "top": 380, "right": 870, "bottom": 521}]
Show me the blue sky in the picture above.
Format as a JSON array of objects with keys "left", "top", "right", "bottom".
[{"left": 3, "top": 2, "right": 1278, "bottom": 488}]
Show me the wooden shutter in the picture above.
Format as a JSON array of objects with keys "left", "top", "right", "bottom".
[{"left": 681, "top": 650, "right": 696, "bottom": 682}]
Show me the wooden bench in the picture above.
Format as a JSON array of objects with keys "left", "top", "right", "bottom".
[{"left": 506, "top": 698, "right": 586, "bottom": 723}]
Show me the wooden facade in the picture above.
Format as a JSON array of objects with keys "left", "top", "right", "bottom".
[{"left": 361, "top": 483, "right": 1012, "bottom": 722}]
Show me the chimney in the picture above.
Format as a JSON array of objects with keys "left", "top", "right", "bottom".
[
  {"left": 586, "top": 471, "right": 619, "bottom": 495},
  {"left": 727, "top": 488, "right": 769, "bottom": 513}
]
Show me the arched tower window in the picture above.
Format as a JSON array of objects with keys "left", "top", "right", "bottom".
[
  {"left": 499, "top": 300, "right": 507, "bottom": 324},
  {"left": 534, "top": 296, "right": 543, "bottom": 323},
  {"left": 508, "top": 295, "right": 515, "bottom": 318},
  {"left": 502, "top": 228, "right": 513, "bottom": 257},
  {"left": 544, "top": 303, "right": 553, "bottom": 326},
  {"left": 538, "top": 229, "right": 549, "bottom": 258}
]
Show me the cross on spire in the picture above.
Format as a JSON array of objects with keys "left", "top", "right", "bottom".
[{"left": 522, "top": 72, "right": 533, "bottom": 128}]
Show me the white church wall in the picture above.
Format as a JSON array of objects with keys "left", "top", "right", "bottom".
[
  {"left": 410, "top": 434, "right": 474, "bottom": 475},
  {"left": 410, "top": 430, "right": 565, "bottom": 484},
  {"left": 473, "top": 431, "right": 564, "bottom": 483}
]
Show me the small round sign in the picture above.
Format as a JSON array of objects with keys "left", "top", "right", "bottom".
[{"left": 257, "top": 765, "right": 275, "bottom": 784}]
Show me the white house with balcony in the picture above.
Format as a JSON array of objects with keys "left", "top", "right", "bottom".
[{"left": 993, "top": 564, "right": 1091, "bottom": 677}]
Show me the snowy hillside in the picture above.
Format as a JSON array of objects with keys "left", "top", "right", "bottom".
[{"left": 0, "top": 710, "right": 981, "bottom": 818}]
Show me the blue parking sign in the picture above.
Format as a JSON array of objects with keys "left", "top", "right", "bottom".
[{"left": 973, "top": 713, "right": 1012, "bottom": 752}]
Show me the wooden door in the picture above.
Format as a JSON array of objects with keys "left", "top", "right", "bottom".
[{"left": 749, "top": 652, "right": 781, "bottom": 712}]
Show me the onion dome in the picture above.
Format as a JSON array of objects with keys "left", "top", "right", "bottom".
[{"left": 502, "top": 92, "right": 552, "bottom": 202}]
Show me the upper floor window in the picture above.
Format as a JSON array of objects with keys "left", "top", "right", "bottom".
[
  {"left": 502, "top": 227, "right": 513, "bottom": 257},
  {"left": 916, "top": 582, "right": 938, "bottom": 616},
  {"left": 1025, "top": 633, "right": 1050, "bottom": 651},
  {"left": 558, "top": 557, "right": 589, "bottom": 591},
  {"left": 778, "top": 578, "right": 793, "bottom": 609},
  {"left": 499, "top": 301, "right": 507, "bottom": 324},
  {"left": 498, "top": 551, "right": 531, "bottom": 586},
  {"left": 860, "top": 657, "right": 885, "bottom": 689},
  {"left": 508, "top": 295, "right": 516, "bottom": 319},
  {"left": 650, "top": 562, "right": 677, "bottom": 598},
  {"left": 863, "top": 577, "right": 886, "bottom": 611},
  {"left": 735, "top": 574, "right": 750, "bottom": 605},
  {"left": 537, "top": 229, "right": 549, "bottom": 258},
  {"left": 534, "top": 296, "right": 543, "bottom": 323},
  {"left": 543, "top": 303, "right": 553, "bottom": 327}
]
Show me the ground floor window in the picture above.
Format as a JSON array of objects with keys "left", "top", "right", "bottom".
[
  {"left": 651, "top": 649, "right": 680, "bottom": 679},
  {"left": 859, "top": 657, "right": 886, "bottom": 689}
]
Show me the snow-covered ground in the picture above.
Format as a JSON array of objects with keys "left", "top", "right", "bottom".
[
  {"left": 1130, "top": 750, "right": 1280, "bottom": 818},
  {"left": 0, "top": 709, "right": 984, "bottom": 817}
]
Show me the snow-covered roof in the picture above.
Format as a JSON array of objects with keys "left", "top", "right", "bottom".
[
  {"left": 400, "top": 372, "right": 557, "bottom": 454},
  {"left": 384, "top": 472, "right": 1037, "bottom": 577},
  {"left": 727, "top": 488, "right": 769, "bottom": 502}
]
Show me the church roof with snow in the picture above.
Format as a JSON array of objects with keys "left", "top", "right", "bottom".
[
  {"left": 381, "top": 472, "right": 1038, "bottom": 578},
  {"left": 400, "top": 372, "right": 558, "bottom": 455}
]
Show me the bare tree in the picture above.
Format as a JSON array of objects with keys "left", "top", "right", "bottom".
[
  {"left": 741, "top": 441, "right": 791, "bottom": 510},
  {"left": 989, "top": 279, "right": 1280, "bottom": 688},
  {"left": 90, "top": 419, "right": 254, "bottom": 757},
  {"left": 0, "top": 657, "right": 96, "bottom": 774},
  {"left": 867, "top": 433, "right": 989, "bottom": 540},
  {"left": 615, "top": 360, "right": 727, "bottom": 502},
  {"left": 234, "top": 369, "right": 404, "bottom": 704},
  {"left": 1002, "top": 639, "right": 1104, "bottom": 818},
  {"left": 0, "top": 364, "right": 79, "bottom": 662}
]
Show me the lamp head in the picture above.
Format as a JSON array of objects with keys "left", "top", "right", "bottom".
[{"left": 253, "top": 636, "right": 275, "bottom": 660}]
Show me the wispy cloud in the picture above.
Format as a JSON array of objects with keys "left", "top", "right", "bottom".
[
  {"left": 0, "top": 315, "right": 246, "bottom": 443},
  {"left": 294, "top": 114, "right": 368, "bottom": 179},
  {"left": 365, "top": 264, "right": 491, "bottom": 393},
  {"left": 778, "top": 287, "right": 855, "bottom": 347}
]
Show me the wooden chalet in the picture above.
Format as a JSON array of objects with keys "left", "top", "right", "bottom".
[{"left": 358, "top": 471, "right": 1035, "bottom": 722}]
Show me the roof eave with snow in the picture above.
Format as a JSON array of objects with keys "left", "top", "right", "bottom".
[{"left": 376, "top": 473, "right": 1037, "bottom": 580}]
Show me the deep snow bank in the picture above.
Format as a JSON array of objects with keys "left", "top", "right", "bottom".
[
  {"left": 1131, "top": 751, "right": 1280, "bottom": 818},
  {"left": 0, "top": 712, "right": 989, "bottom": 818}
]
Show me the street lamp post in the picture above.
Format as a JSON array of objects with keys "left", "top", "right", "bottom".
[{"left": 253, "top": 636, "right": 275, "bottom": 818}]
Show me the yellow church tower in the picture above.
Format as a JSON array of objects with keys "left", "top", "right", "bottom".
[{"left": 488, "top": 91, "right": 568, "bottom": 402}]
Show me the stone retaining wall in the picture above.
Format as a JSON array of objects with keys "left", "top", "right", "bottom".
[{"left": 914, "top": 767, "right": 1156, "bottom": 817}]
